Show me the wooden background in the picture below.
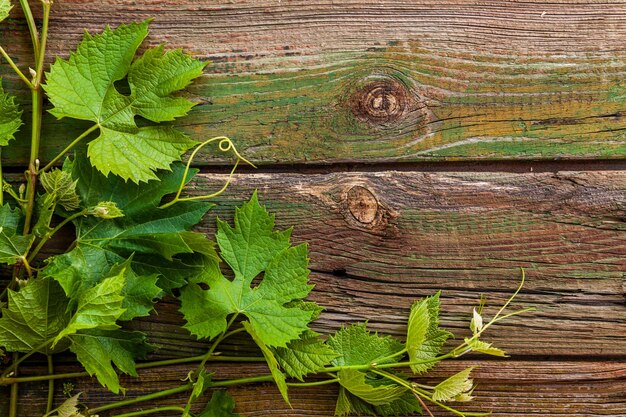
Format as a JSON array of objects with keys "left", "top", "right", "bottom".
[{"left": 1, "top": 1, "right": 626, "bottom": 416}]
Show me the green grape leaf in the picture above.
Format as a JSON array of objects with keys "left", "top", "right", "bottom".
[
  {"left": 273, "top": 330, "right": 339, "bottom": 381},
  {"left": 43, "top": 156, "right": 214, "bottom": 295},
  {"left": 406, "top": 297, "right": 429, "bottom": 363},
  {"left": 0, "top": 79, "right": 21, "bottom": 146},
  {"left": 109, "top": 258, "right": 161, "bottom": 321},
  {"left": 242, "top": 321, "right": 290, "bottom": 405},
  {"left": 328, "top": 323, "right": 404, "bottom": 367},
  {"left": 406, "top": 292, "right": 452, "bottom": 374},
  {"left": 190, "top": 369, "right": 211, "bottom": 402},
  {"left": 89, "top": 201, "right": 124, "bottom": 219},
  {"left": 53, "top": 268, "right": 126, "bottom": 346},
  {"left": 43, "top": 21, "right": 206, "bottom": 182},
  {"left": 431, "top": 366, "right": 475, "bottom": 403},
  {"left": 69, "top": 329, "right": 151, "bottom": 394},
  {"left": 198, "top": 391, "right": 243, "bottom": 417},
  {"left": 464, "top": 337, "right": 507, "bottom": 357},
  {"left": 0, "top": 0, "right": 11, "bottom": 22},
  {"left": 40, "top": 169, "right": 80, "bottom": 211},
  {"left": 335, "top": 386, "right": 422, "bottom": 417},
  {"left": 0, "top": 204, "right": 33, "bottom": 265},
  {"left": 180, "top": 192, "right": 314, "bottom": 348},
  {"left": 51, "top": 393, "right": 83, "bottom": 417},
  {"left": 0, "top": 277, "right": 69, "bottom": 355},
  {"left": 337, "top": 369, "right": 406, "bottom": 406}
]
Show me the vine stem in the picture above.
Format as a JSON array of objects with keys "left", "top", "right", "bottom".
[
  {"left": 9, "top": 353, "right": 18, "bottom": 417},
  {"left": 17, "top": 0, "right": 39, "bottom": 58},
  {"left": 27, "top": 209, "right": 89, "bottom": 262},
  {"left": 109, "top": 407, "right": 187, "bottom": 417},
  {"left": 0, "top": 46, "right": 34, "bottom": 88},
  {"left": 86, "top": 384, "right": 193, "bottom": 415},
  {"left": 46, "top": 355, "right": 54, "bottom": 414},
  {"left": 0, "top": 355, "right": 265, "bottom": 385},
  {"left": 40, "top": 124, "right": 99, "bottom": 172},
  {"left": 159, "top": 136, "right": 255, "bottom": 209}
]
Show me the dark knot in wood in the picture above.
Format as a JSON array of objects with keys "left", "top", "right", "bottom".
[
  {"left": 347, "top": 185, "right": 379, "bottom": 224},
  {"left": 351, "top": 79, "right": 408, "bottom": 124}
]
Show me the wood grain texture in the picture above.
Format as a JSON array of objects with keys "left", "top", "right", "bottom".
[
  {"left": 4, "top": 360, "right": 626, "bottom": 416},
  {"left": 4, "top": 169, "right": 624, "bottom": 417},
  {"left": 1, "top": 1, "right": 626, "bottom": 165}
]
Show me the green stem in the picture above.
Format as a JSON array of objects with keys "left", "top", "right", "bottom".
[
  {"left": 46, "top": 355, "right": 54, "bottom": 414},
  {"left": 0, "top": 148, "right": 3, "bottom": 206},
  {"left": 158, "top": 136, "right": 254, "bottom": 209},
  {"left": 210, "top": 375, "right": 273, "bottom": 388},
  {"left": 287, "top": 378, "right": 339, "bottom": 388},
  {"left": 40, "top": 124, "right": 99, "bottom": 172},
  {"left": 8, "top": 353, "right": 19, "bottom": 417},
  {"left": 1, "top": 339, "right": 52, "bottom": 378},
  {"left": 34, "top": 2, "right": 51, "bottom": 87},
  {"left": 27, "top": 209, "right": 88, "bottom": 262},
  {"left": 0, "top": 355, "right": 266, "bottom": 385},
  {"left": 109, "top": 407, "right": 187, "bottom": 417},
  {"left": 18, "top": 0, "right": 40, "bottom": 58},
  {"left": 86, "top": 384, "right": 193, "bottom": 415},
  {"left": 377, "top": 347, "right": 407, "bottom": 363},
  {"left": 22, "top": 87, "right": 42, "bottom": 234},
  {"left": 0, "top": 46, "right": 34, "bottom": 88}
]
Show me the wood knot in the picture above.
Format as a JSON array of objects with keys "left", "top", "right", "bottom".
[
  {"left": 351, "top": 78, "right": 408, "bottom": 124},
  {"left": 347, "top": 186, "right": 379, "bottom": 224}
]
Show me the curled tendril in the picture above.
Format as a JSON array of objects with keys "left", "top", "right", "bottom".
[{"left": 159, "top": 136, "right": 255, "bottom": 209}]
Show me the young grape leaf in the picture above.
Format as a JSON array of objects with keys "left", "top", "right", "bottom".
[
  {"left": 50, "top": 393, "right": 83, "bottom": 417},
  {"left": 273, "top": 330, "right": 339, "bottom": 381},
  {"left": 470, "top": 308, "right": 483, "bottom": 334},
  {"left": 337, "top": 369, "right": 406, "bottom": 406},
  {"left": 198, "top": 391, "right": 243, "bottom": 417},
  {"left": 190, "top": 369, "right": 211, "bottom": 402},
  {"left": 464, "top": 337, "right": 507, "bottom": 357},
  {"left": 328, "top": 324, "right": 404, "bottom": 367},
  {"left": 328, "top": 324, "right": 419, "bottom": 415},
  {"left": 0, "top": 204, "right": 34, "bottom": 265},
  {"left": 431, "top": 366, "right": 475, "bottom": 402},
  {"left": 40, "top": 169, "right": 80, "bottom": 211},
  {"left": 0, "top": 0, "right": 11, "bottom": 23},
  {"left": 242, "top": 321, "right": 290, "bottom": 405},
  {"left": 180, "top": 193, "right": 315, "bottom": 348},
  {"left": 53, "top": 268, "right": 126, "bottom": 346},
  {"left": 0, "top": 79, "right": 22, "bottom": 146},
  {"left": 0, "top": 277, "right": 69, "bottom": 354},
  {"left": 69, "top": 329, "right": 151, "bottom": 394},
  {"left": 43, "top": 21, "right": 206, "bottom": 182},
  {"left": 406, "top": 292, "right": 452, "bottom": 374},
  {"left": 43, "top": 156, "right": 215, "bottom": 295}
]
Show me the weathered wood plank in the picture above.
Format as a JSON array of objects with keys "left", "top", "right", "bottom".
[
  {"left": 2, "top": 1, "right": 626, "bottom": 165},
  {"left": 5, "top": 360, "right": 626, "bottom": 416}
]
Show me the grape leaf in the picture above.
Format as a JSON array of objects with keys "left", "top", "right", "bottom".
[
  {"left": 328, "top": 324, "right": 404, "bottom": 367},
  {"left": 43, "top": 20, "right": 206, "bottom": 182},
  {"left": 180, "top": 192, "right": 315, "bottom": 348},
  {"left": 0, "top": 79, "right": 22, "bottom": 146},
  {"left": 465, "top": 337, "right": 507, "bottom": 357},
  {"left": 274, "top": 330, "right": 339, "bottom": 381},
  {"left": 242, "top": 321, "right": 290, "bottom": 405},
  {"left": 43, "top": 156, "right": 215, "bottom": 295},
  {"left": 0, "top": 277, "right": 69, "bottom": 354},
  {"left": 0, "top": 0, "right": 11, "bottom": 22},
  {"left": 328, "top": 324, "right": 417, "bottom": 414},
  {"left": 109, "top": 258, "right": 161, "bottom": 321},
  {"left": 198, "top": 391, "right": 243, "bottom": 417},
  {"left": 51, "top": 393, "right": 83, "bottom": 417},
  {"left": 335, "top": 388, "right": 422, "bottom": 417},
  {"left": 40, "top": 169, "right": 80, "bottom": 211},
  {"left": 431, "top": 366, "right": 475, "bottom": 402},
  {"left": 337, "top": 369, "right": 406, "bottom": 406},
  {"left": 69, "top": 329, "right": 150, "bottom": 394},
  {"left": 0, "top": 204, "right": 34, "bottom": 265},
  {"left": 406, "top": 292, "right": 452, "bottom": 374},
  {"left": 190, "top": 369, "right": 211, "bottom": 402},
  {"left": 53, "top": 268, "right": 126, "bottom": 346}
]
